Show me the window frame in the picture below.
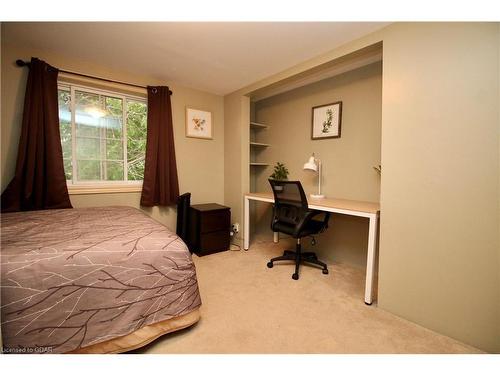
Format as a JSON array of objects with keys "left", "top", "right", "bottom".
[{"left": 58, "top": 82, "right": 147, "bottom": 194}]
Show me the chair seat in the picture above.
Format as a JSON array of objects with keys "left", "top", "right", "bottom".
[{"left": 272, "top": 218, "right": 325, "bottom": 238}]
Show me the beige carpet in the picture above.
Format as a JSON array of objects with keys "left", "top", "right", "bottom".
[{"left": 135, "top": 239, "right": 482, "bottom": 354}]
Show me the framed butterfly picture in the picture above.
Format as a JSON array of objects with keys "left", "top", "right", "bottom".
[{"left": 186, "top": 107, "right": 213, "bottom": 139}]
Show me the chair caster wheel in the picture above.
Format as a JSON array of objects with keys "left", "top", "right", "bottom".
[
  {"left": 292, "top": 273, "right": 299, "bottom": 280},
  {"left": 322, "top": 269, "right": 329, "bottom": 275},
  {"left": 267, "top": 262, "right": 273, "bottom": 268}
]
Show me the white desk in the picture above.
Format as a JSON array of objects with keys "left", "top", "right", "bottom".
[{"left": 243, "top": 192, "right": 380, "bottom": 305}]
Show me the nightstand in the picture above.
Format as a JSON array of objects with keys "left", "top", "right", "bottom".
[{"left": 188, "top": 203, "right": 231, "bottom": 256}]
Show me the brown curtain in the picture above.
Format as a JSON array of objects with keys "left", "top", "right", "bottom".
[
  {"left": 140, "top": 86, "right": 179, "bottom": 206},
  {"left": 1, "top": 57, "right": 72, "bottom": 213}
]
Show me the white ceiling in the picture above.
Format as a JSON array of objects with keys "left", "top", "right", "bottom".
[{"left": 3, "top": 22, "right": 388, "bottom": 95}]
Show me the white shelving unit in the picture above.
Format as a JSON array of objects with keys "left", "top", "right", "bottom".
[
  {"left": 250, "top": 121, "right": 269, "bottom": 130},
  {"left": 249, "top": 121, "right": 270, "bottom": 168},
  {"left": 249, "top": 119, "right": 271, "bottom": 206},
  {"left": 250, "top": 162, "right": 269, "bottom": 166},
  {"left": 250, "top": 142, "right": 270, "bottom": 147},
  {"left": 249, "top": 120, "right": 271, "bottom": 195}
]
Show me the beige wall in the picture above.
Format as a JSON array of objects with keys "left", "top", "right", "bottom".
[
  {"left": 252, "top": 62, "right": 382, "bottom": 267},
  {"left": 378, "top": 22, "right": 499, "bottom": 354},
  {"left": 224, "top": 23, "right": 500, "bottom": 353},
  {"left": 1, "top": 32, "right": 225, "bottom": 230},
  {"left": 223, "top": 93, "right": 250, "bottom": 245}
]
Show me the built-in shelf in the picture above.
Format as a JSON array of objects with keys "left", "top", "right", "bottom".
[
  {"left": 250, "top": 142, "right": 270, "bottom": 147},
  {"left": 250, "top": 162, "right": 269, "bottom": 166},
  {"left": 250, "top": 121, "right": 269, "bottom": 129},
  {"left": 250, "top": 121, "right": 270, "bottom": 188}
]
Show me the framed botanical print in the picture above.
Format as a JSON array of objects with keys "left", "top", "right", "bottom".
[
  {"left": 311, "top": 101, "right": 342, "bottom": 140},
  {"left": 186, "top": 107, "right": 212, "bottom": 139}
]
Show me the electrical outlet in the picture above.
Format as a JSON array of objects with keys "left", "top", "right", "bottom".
[{"left": 231, "top": 223, "right": 240, "bottom": 233}]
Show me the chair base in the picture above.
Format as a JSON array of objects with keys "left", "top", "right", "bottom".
[{"left": 266, "top": 241, "right": 328, "bottom": 280}]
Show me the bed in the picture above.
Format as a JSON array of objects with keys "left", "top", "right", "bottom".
[{"left": 0, "top": 206, "right": 201, "bottom": 354}]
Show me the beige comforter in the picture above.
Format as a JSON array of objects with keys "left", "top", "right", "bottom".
[{"left": 1, "top": 206, "right": 201, "bottom": 353}]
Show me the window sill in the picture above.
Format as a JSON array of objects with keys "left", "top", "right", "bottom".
[{"left": 68, "top": 185, "right": 142, "bottom": 195}]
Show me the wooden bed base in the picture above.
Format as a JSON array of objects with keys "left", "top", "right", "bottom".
[{"left": 68, "top": 309, "right": 201, "bottom": 354}]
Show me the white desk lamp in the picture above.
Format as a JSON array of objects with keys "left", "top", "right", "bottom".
[{"left": 303, "top": 153, "right": 325, "bottom": 199}]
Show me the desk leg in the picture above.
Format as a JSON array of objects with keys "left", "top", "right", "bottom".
[
  {"left": 244, "top": 197, "right": 250, "bottom": 250},
  {"left": 364, "top": 213, "right": 378, "bottom": 305},
  {"left": 273, "top": 232, "right": 279, "bottom": 243}
]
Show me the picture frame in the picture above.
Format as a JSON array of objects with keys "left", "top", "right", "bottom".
[
  {"left": 186, "top": 107, "right": 213, "bottom": 139},
  {"left": 311, "top": 101, "right": 342, "bottom": 140}
]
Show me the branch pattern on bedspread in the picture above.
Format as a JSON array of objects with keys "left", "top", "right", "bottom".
[{"left": 1, "top": 206, "right": 201, "bottom": 353}]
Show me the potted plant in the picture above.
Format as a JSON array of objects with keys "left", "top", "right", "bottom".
[{"left": 269, "top": 162, "right": 289, "bottom": 191}]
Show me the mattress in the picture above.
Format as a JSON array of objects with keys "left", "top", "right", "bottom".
[{"left": 0, "top": 206, "right": 201, "bottom": 354}]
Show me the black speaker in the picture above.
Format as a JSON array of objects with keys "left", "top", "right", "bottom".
[{"left": 176, "top": 192, "right": 191, "bottom": 245}]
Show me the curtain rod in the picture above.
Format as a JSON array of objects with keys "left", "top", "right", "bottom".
[{"left": 15, "top": 59, "right": 172, "bottom": 95}]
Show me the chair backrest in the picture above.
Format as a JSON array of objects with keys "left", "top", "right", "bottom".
[
  {"left": 268, "top": 179, "right": 309, "bottom": 227},
  {"left": 176, "top": 192, "right": 191, "bottom": 242}
]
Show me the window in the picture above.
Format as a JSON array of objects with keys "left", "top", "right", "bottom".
[{"left": 58, "top": 84, "right": 147, "bottom": 191}]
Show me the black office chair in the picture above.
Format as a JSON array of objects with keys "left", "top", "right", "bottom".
[
  {"left": 176, "top": 192, "right": 191, "bottom": 245},
  {"left": 267, "top": 179, "right": 330, "bottom": 280}
]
